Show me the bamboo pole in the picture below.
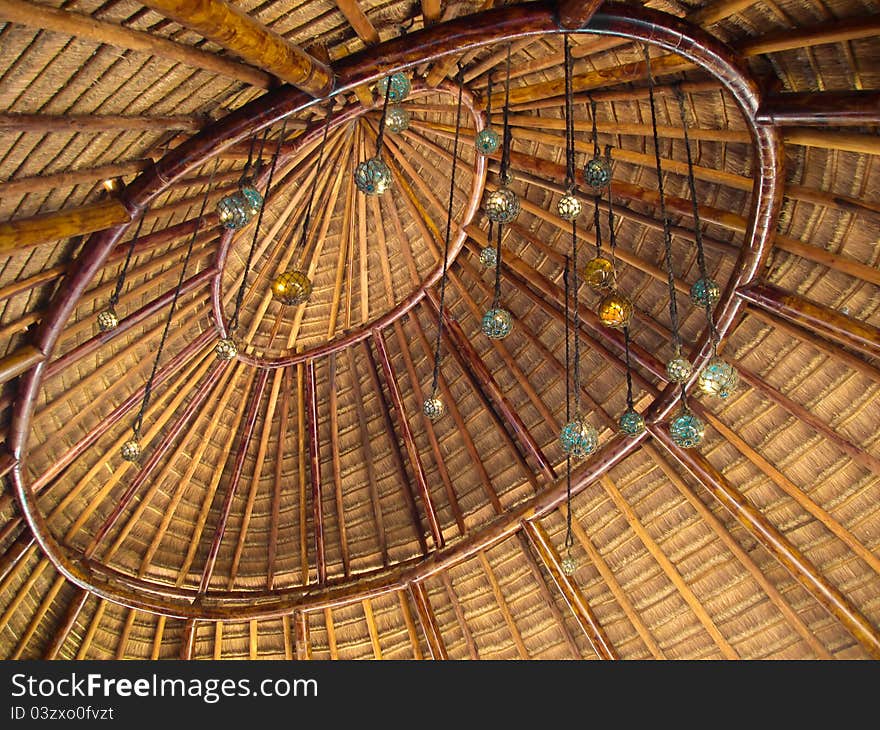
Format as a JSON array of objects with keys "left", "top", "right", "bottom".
[
  {"left": 305, "top": 359, "right": 326, "bottom": 583},
  {"left": 397, "top": 589, "right": 425, "bottom": 659},
  {"left": 740, "top": 15, "right": 880, "bottom": 56},
  {"left": 268, "top": 367, "right": 293, "bottom": 589},
  {"left": 335, "top": 0, "right": 379, "bottom": 44},
  {"left": 408, "top": 581, "right": 448, "bottom": 660},
  {"left": 0, "top": 0, "right": 272, "bottom": 88},
  {"left": 295, "top": 611, "right": 312, "bottom": 660},
  {"left": 738, "top": 281, "right": 880, "bottom": 360},
  {"left": 327, "top": 353, "right": 351, "bottom": 577},
  {"left": 43, "top": 588, "right": 89, "bottom": 660},
  {"left": 1, "top": 159, "right": 152, "bottom": 197},
  {"left": 0, "top": 113, "right": 204, "bottom": 133},
  {"left": 522, "top": 521, "right": 618, "bottom": 659},
  {"left": 362, "top": 599, "right": 383, "bottom": 659},
  {"left": 0, "top": 346, "right": 44, "bottom": 387},
  {"left": 757, "top": 90, "right": 880, "bottom": 127},
  {"left": 179, "top": 619, "right": 196, "bottom": 659},
  {"left": 477, "top": 551, "right": 530, "bottom": 659},
  {"left": 140, "top": 0, "right": 333, "bottom": 95}
]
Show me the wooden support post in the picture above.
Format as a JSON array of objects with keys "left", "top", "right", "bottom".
[
  {"left": 305, "top": 359, "right": 326, "bottom": 583},
  {"left": 198, "top": 369, "right": 269, "bottom": 593},
  {"left": 738, "top": 281, "right": 880, "bottom": 360},
  {"left": 757, "top": 90, "right": 880, "bottom": 127},
  {"left": 426, "top": 293, "right": 556, "bottom": 482},
  {"left": 295, "top": 611, "right": 312, "bottom": 660},
  {"left": 372, "top": 330, "right": 445, "bottom": 550},
  {"left": 650, "top": 425, "right": 880, "bottom": 660},
  {"left": 522, "top": 521, "right": 618, "bottom": 659},
  {"left": 139, "top": 0, "right": 333, "bottom": 95},
  {"left": 43, "top": 589, "right": 89, "bottom": 660},
  {"left": 408, "top": 581, "right": 448, "bottom": 660}
]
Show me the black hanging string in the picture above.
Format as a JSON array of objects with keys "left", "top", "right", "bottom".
[
  {"left": 563, "top": 255, "right": 573, "bottom": 551},
  {"left": 430, "top": 71, "right": 465, "bottom": 397},
  {"left": 499, "top": 43, "right": 513, "bottom": 185},
  {"left": 571, "top": 217, "right": 581, "bottom": 416},
  {"left": 242, "top": 131, "right": 258, "bottom": 182},
  {"left": 675, "top": 84, "right": 720, "bottom": 355},
  {"left": 605, "top": 144, "right": 618, "bottom": 278},
  {"left": 374, "top": 74, "right": 393, "bottom": 158},
  {"left": 130, "top": 156, "right": 220, "bottom": 440},
  {"left": 491, "top": 216, "right": 503, "bottom": 308},
  {"left": 644, "top": 46, "right": 682, "bottom": 356},
  {"left": 485, "top": 73, "right": 493, "bottom": 129},
  {"left": 589, "top": 96, "right": 603, "bottom": 257},
  {"left": 288, "top": 105, "right": 333, "bottom": 260},
  {"left": 228, "top": 119, "right": 289, "bottom": 334},
  {"left": 563, "top": 35, "right": 576, "bottom": 191},
  {"left": 623, "top": 326, "right": 636, "bottom": 410},
  {"left": 108, "top": 213, "right": 147, "bottom": 309}
]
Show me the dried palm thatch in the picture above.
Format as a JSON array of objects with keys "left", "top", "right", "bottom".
[{"left": 0, "top": 0, "right": 878, "bottom": 660}]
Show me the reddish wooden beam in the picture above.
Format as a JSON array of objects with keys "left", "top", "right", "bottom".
[
  {"left": 305, "top": 359, "right": 326, "bottom": 583},
  {"left": 408, "top": 581, "right": 448, "bottom": 659},
  {"left": 294, "top": 610, "right": 312, "bottom": 660},
  {"left": 372, "top": 330, "right": 445, "bottom": 550},
  {"left": 738, "top": 281, "right": 880, "bottom": 360},
  {"left": 85, "top": 360, "right": 228, "bottom": 560},
  {"left": 362, "top": 340, "right": 430, "bottom": 557},
  {"left": 426, "top": 292, "right": 556, "bottom": 483},
  {"left": 757, "top": 90, "right": 880, "bottom": 127},
  {"left": 522, "top": 521, "right": 618, "bottom": 659},
  {"left": 557, "top": 0, "right": 604, "bottom": 29},
  {"left": 198, "top": 369, "right": 270, "bottom": 594},
  {"left": 179, "top": 619, "right": 196, "bottom": 659},
  {"left": 650, "top": 425, "right": 880, "bottom": 660},
  {"left": 43, "top": 588, "right": 89, "bottom": 660},
  {"left": 267, "top": 367, "right": 293, "bottom": 589}
]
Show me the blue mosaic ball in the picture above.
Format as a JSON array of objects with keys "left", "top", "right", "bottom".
[
  {"left": 560, "top": 417, "right": 598, "bottom": 459},
  {"left": 377, "top": 73, "right": 411, "bottom": 102},
  {"left": 670, "top": 407, "right": 705, "bottom": 449},
  {"left": 475, "top": 127, "right": 501, "bottom": 156},
  {"left": 354, "top": 157, "right": 392, "bottom": 195},
  {"left": 619, "top": 408, "right": 646, "bottom": 438},
  {"left": 481, "top": 307, "right": 513, "bottom": 339},
  {"left": 697, "top": 357, "right": 739, "bottom": 399},
  {"left": 691, "top": 277, "right": 720, "bottom": 308}
]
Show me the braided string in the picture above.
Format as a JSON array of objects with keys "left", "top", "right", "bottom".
[
  {"left": 499, "top": 43, "right": 513, "bottom": 185},
  {"left": 563, "top": 34, "right": 576, "bottom": 191},
  {"left": 291, "top": 106, "right": 333, "bottom": 257},
  {"left": 589, "top": 96, "right": 603, "bottom": 257},
  {"left": 563, "top": 256, "right": 573, "bottom": 551},
  {"left": 374, "top": 73, "right": 393, "bottom": 157},
  {"left": 109, "top": 213, "right": 147, "bottom": 308},
  {"left": 605, "top": 145, "right": 618, "bottom": 281}
]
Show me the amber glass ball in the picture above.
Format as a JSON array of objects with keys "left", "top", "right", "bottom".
[
  {"left": 385, "top": 105, "right": 410, "bottom": 133},
  {"left": 582, "top": 256, "right": 615, "bottom": 291},
  {"left": 698, "top": 357, "right": 739, "bottom": 399},
  {"left": 97, "top": 307, "right": 119, "bottom": 332},
  {"left": 557, "top": 193, "right": 582, "bottom": 221},
  {"left": 560, "top": 554, "right": 577, "bottom": 576},
  {"left": 597, "top": 290, "right": 633, "bottom": 329},
  {"left": 120, "top": 438, "right": 141, "bottom": 462},
  {"left": 484, "top": 186, "right": 520, "bottom": 224},
  {"left": 479, "top": 246, "right": 497, "bottom": 269},
  {"left": 481, "top": 307, "right": 513, "bottom": 339},
  {"left": 423, "top": 396, "right": 445, "bottom": 422},
  {"left": 215, "top": 337, "right": 238, "bottom": 361},
  {"left": 666, "top": 355, "right": 693, "bottom": 383},
  {"left": 272, "top": 270, "right": 312, "bottom": 306}
]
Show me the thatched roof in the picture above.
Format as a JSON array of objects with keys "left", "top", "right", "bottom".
[{"left": 0, "top": 0, "right": 878, "bottom": 660}]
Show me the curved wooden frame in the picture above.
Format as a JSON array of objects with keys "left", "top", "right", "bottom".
[
  {"left": 8, "top": 1, "right": 782, "bottom": 619},
  {"left": 211, "top": 80, "right": 487, "bottom": 368}
]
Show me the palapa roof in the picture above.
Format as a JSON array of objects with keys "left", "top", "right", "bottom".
[{"left": 0, "top": 0, "right": 878, "bottom": 661}]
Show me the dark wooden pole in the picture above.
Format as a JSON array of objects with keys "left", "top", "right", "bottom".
[
  {"left": 556, "top": 0, "right": 604, "bottom": 29},
  {"left": 305, "top": 359, "right": 326, "bottom": 583},
  {"left": 650, "top": 425, "right": 880, "bottom": 660},
  {"left": 408, "top": 581, "right": 448, "bottom": 660},
  {"left": 372, "top": 330, "right": 445, "bottom": 550},
  {"left": 757, "top": 90, "right": 880, "bottom": 127},
  {"left": 738, "top": 281, "right": 880, "bottom": 360}
]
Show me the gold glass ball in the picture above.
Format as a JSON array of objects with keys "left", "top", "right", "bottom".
[
  {"left": 423, "top": 396, "right": 445, "bottom": 421},
  {"left": 385, "top": 105, "right": 410, "bottom": 133},
  {"left": 484, "top": 186, "right": 520, "bottom": 224},
  {"left": 354, "top": 157, "right": 393, "bottom": 195},
  {"left": 666, "top": 355, "right": 693, "bottom": 383},
  {"left": 272, "top": 270, "right": 313, "bottom": 306},
  {"left": 120, "top": 438, "right": 141, "bottom": 462},
  {"left": 560, "top": 553, "right": 577, "bottom": 576},
  {"left": 479, "top": 246, "right": 497, "bottom": 269},
  {"left": 481, "top": 307, "right": 513, "bottom": 339},
  {"left": 215, "top": 337, "right": 238, "bottom": 361},
  {"left": 557, "top": 193, "right": 582, "bottom": 221},
  {"left": 97, "top": 307, "right": 119, "bottom": 332},
  {"left": 698, "top": 357, "right": 739, "bottom": 399},
  {"left": 582, "top": 256, "right": 615, "bottom": 291},
  {"left": 597, "top": 290, "right": 633, "bottom": 329}
]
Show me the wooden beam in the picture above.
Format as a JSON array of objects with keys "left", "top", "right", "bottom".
[
  {"left": 198, "top": 369, "right": 269, "bottom": 593},
  {"left": 1, "top": 159, "right": 152, "bottom": 197},
  {"left": 268, "top": 367, "right": 293, "bottom": 589},
  {"left": 740, "top": 14, "right": 880, "bottom": 56},
  {"left": 43, "top": 588, "right": 89, "bottom": 660},
  {"left": 408, "top": 581, "right": 448, "bottom": 659},
  {"left": 757, "top": 90, "right": 880, "bottom": 127},
  {"left": 783, "top": 129, "right": 880, "bottom": 156},
  {"left": 421, "top": 0, "right": 441, "bottom": 25},
  {"left": 362, "top": 599, "right": 383, "bottom": 659},
  {"left": 0, "top": 113, "right": 204, "bottom": 134},
  {"left": 334, "top": 0, "right": 379, "bottom": 44},
  {"left": 0, "top": 345, "right": 44, "bottom": 386},
  {"left": 139, "top": 0, "right": 333, "bottom": 96},
  {"left": 397, "top": 589, "right": 425, "bottom": 659},
  {"left": 327, "top": 353, "right": 351, "bottom": 577},
  {"left": 738, "top": 281, "right": 880, "bottom": 360},
  {"left": 372, "top": 330, "right": 445, "bottom": 550},
  {"left": 650, "top": 426, "right": 880, "bottom": 660},
  {"left": 522, "top": 521, "right": 618, "bottom": 659},
  {"left": 295, "top": 610, "right": 312, "bottom": 660},
  {"left": 0, "top": 0, "right": 272, "bottom": 88},
  {"left": 179, "top": 619, "right": 196, "bottom": 660},
  {"left": 13, "top": 575, "right": 65, "bottom": 659},
  {"left": 0, "top": 199, "right": 129, "bottom": 253},
  {"left": 305, "top": 359, "right": 326, "bottom": 583},
  {"left": 557, "top": 0, "right": 606, "bottom": 29}
]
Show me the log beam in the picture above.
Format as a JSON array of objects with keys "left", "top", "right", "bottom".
[
  {"left": 334, "top": 0, "right": 379, "bottom": 45},
  {"left": 0, "top": 113, "right": 204, "bottom": 134},
  {"left": 139, "top": 0, "right": 333, "bottom": 96},
  {"left": 43, "top": 588, "right": 89, "bottom": 660},
  {"left": 757, "top": 90, "right": 880, "bottom": 127},
  {"left": 305, "top": 360, "right": 326, "bottom": 584},
  {"left": 0, "top": 346, "right": 44, "bottom": 387},
  {"left": 738, "top": 281, "right": 880, "bottom": 360},
  {"left": 650, "top": 426, "right": 880, "bottom": 660},
  {"left": 0, "top": 200, "right": 129, "bottom": 254},
  {"left": 408, "top": 581, "right": 448, "bottom": 659},
  {"left": 557, "top": 0, "right": 607, "bottom": 30}
]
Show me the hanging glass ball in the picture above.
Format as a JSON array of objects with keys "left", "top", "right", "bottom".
[
  {"left": 560, "top": 553, "right": 577, "bottom": 576},
  {"left": 582, "top": 256, "right": 615, "bottom": 291},
  {"left": 238, "top": 180, "right": 263, "bottom": 218},
  {"left": 670, "top": 407, "right": 705, "bottom": 449},
  {"left": 385, "top": 105, "right": 410, "bottom": 133},
  {"left": 354, "top": 157, "right": 393, "bottom": 195},
  {"left": 481, "top": 307, "right": 513, "bottom": 339},
  {"left": 691, "top": 277, "right": 721, "bottom": 308},
  {"left": 619, "top": 408, "right": 646, "bottom": 438},
  {"left": 423, "top": 396, "right": 445, "bottom": 421},
  {"left": 475, "top": 127, "right": 501, "bottom": 156},
  {"left": 557, "top": 193, "right": 582, "bottom": 221},
  {"left": 215, "top": 337, "right": 238, "bottom": 361},
  {"left": 217, "top": 191, "right": 251, "bottom": 230},
  {"left": 584, "top": 155, "right": 612, "bottom": 193},
  {"left": 377, "top": 72, "right": 411, "bottom": 102},
  {"left": 120, "top": 438, "right": 141, "bottom": 462},
  {"left": 479, "top": 246, "right": 497, "bottom": 269},
  {"left": 560, "top": 417, "right": 598, "bottom": 459},
  {"left": 597, "top": 290, "right": 633, "bottom": 329},
  {"left": 698, "top": 357, "right": 739, "bottom": 399},
  {"left": 97, "top": 307, "right": 119, "bottom": 332},
  {"left": 666, "top": 354, "right": 693, "bottom": 383},
  {"left": 272, "top": 270, "right": 313, "bottom": 306},
  {"left": 484, "top": 186, "right": 520, "bottom": 224}
]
